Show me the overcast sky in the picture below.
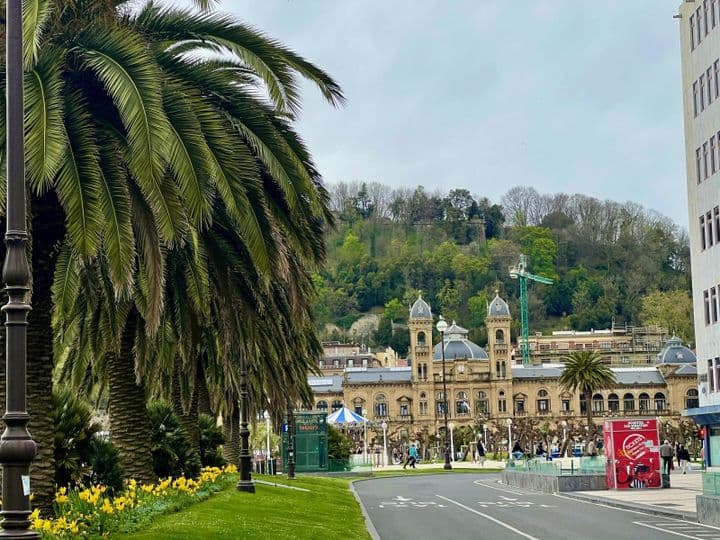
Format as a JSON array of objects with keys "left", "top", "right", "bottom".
[{"left": 200, "top": 1, "right": 687, "bottom": 226}]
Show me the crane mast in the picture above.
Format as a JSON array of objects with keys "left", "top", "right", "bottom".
[{"left": 509, "top": 254, "right": 553, "bottom": 365}]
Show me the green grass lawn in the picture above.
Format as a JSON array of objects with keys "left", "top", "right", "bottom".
[{"left": 118, "top": 475, "right": 370, "bottom": 540}]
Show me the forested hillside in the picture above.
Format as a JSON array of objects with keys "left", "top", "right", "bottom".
[{"left": 314, "top": 182, "right": 693, "bottom": 356}]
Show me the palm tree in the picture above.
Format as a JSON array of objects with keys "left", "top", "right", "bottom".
[
  {"left": 3, "top": 0, "right": 343, "bottom": 506},
  {"left": 559, "top": 350, "right": 616, "bottom": 436}
]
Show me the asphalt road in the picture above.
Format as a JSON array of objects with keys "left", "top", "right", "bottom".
[{"left": 353, "top": 473, "right": 720, "bottom": 540}]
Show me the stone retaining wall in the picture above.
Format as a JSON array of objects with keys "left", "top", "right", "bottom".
[
  {"left": 501, "top": 470, "right": 607, "bottom": 493},
  {"left": 697, "top": 494, "right": 720, "bottom": 526}
]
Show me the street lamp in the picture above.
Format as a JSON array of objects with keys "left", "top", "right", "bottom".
[
  {"left": 381, "top": 421, "right": 388, "bottom": 467},
  {"left": 482, "top": 424, "right": 488, "bottom": 447},
  {"left": 507, "top": 418, "right": 513, "bottom": 458},
  {"left": 436, "top": 316, "right": 452, "bottom": 470},
  {"left": 561, "top": 420, "right": 568, "bottom": 457},
  {"left": 287, "top": 401, "right": 296, "bottom": 479},
  {"left": 237, "top": 355, "right": 255, "bottom": 493},
  {"left": 448, "top": 421, "right": 455, "bottom": 462},
  {"left": 0, "top": 1, "right": 39, "bottom": 535},
  {"left": 264, "top": 411, "right": 271, "bottom": 475},
  {"left": 362, "top": 408, "right": 368, "bottom": 463}
]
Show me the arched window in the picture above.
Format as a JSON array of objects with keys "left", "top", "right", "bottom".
[
  {"left": 592, "top": 393, "right": 604, "bottom": 413},
  {"left": 686, "top": 388, "right": 700, "bottom": 409},
  {"left": 374, "top": 394, "right": 387, "bottom": 417},
  {"left": 580, "top": 395, "right": 587, "bottom": 415},
  {"left": 456, "top": 391, "right": 470, "bottom": 414},
  {"left": 608, "top": 393, "right": 619, "bottom": 412},
  {"left": 654, "top": 392, "right": 666, "bottom": 411},
  {"left": 353, "top": 398, "right": 365, "bottom": 416},
  {"left": 436, "top": 391, "right": 447, "bottom": 415},
  {"left": 419, "top": 392, "right": 428, "bottom": 416},
  {"left": 501, "top": 361, "right": 507, "bottom": 378},
  {"left": 537, "top": 389, "right": 550, "bottom": 413},
  {"left": 476, "top": 391, "right": 489, "bottom": 414},
  {"left": 418, "top": 331, "right": 427, "bottom": 345},
  {"left": 638, "top": 393, "right": 650, "bottom": 412},
  {"left": 317, "top": 400, "right": 328, "bottom": 412},
  {"left": 496, "top": 361, "right": 500, "bottom": 374},
  {"left": 496, "top": 329, "right": 505, "bottom": 344},
  {"left": 331, "top": 400, "right": 343, "bottom": 412},
  {"left": 497, "top": 389, "right": 506, "bottom": 413},
  {"left": 623, "top": 393, "right": 635, "bottom": 411}
]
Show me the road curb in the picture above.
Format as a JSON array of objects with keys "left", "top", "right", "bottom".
[
  {"left": 350, "top": 480, "right": 381, "bottom": 540},
  {"left": 557, "top": 491, "right": 699, "bottom": 522}
]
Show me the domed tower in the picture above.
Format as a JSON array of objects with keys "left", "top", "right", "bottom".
[
  {"left": 408, "top": 294, "right": 433, "bottom": 383},
  {"left": 487, "top": 291, "right": 512, "bottom": 379}
]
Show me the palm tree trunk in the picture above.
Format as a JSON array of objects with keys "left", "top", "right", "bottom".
[
  {"left": 24, "top": 193, "right": 65, "bottom": 512},
  {"left": 197, "top": 363, "right": 213, "bottom": 417},
  {"left": 172, "top": 359, "right": 200, "bottom": 454},
  {"left": 585, "top": 388, "right": 594, "bottom": 438},
  {"left": 222, "top": 407, "right": 239, "bottom": 465},
  {"left": 108, "top": 315, "right": 155, "bottom": 484}
]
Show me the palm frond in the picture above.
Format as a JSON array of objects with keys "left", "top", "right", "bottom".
[
  {"left": 25, "top": 46, "right": 67, "bottom": 193},
  {"left": 55, "top": 92, "right": 103, "bottom": 257}
]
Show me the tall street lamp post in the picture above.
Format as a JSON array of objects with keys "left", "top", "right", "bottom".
[
  {"left": 482, "top": 424, "right": 488, "bottom": 448},
  {"left": 381, "top": 421, "right": 388, "bottom": 467},
  {"left": 0, "top": 0, "right": 40, "bottom": 536},
  {"left": 264, "top": 411, "right": 271, "bottom": 475},
  {"left": 561, "top": 420, "right": 568, "bottom": 457},
  {"left": 436, "top": 316, "right": 452, "bottom": 470},
  {"left": 507, "top": 418, "right": 513, "bottom": 458},
  {"left": 448, "top": 421, "right": 455, "bottom": 462},
  {"left": 287, "top": 401, "right": 295, "bottom": 479},
  {"left": 362, "top": 408, "right": 368, "bottom": 463},
  {"left": 237, "top": 355, "right": 255, "bottom": 493}
]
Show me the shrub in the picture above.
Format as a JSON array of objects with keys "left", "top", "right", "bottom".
[
  {"left": 327, "top": 425, "right": 352, "bottom": 460},
  {"left": 148, "top": 401, "right": 201, "bottom": 479},
  {"left": 86, "top": 437, "right": 125, "bottom": 494},
  {"left": 52, "top": 387, "right": 101, "bottom": 488},
  {"left": 199, "top": 413, "right": 226, "bottom": 468}
]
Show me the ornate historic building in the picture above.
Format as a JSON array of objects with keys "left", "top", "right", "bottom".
[{"left": 308, "top": 294, "right": 698, "bottom": 454}]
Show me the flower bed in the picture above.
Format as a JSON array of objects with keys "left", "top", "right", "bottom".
[{"left": 31, "top": 464, "right": 238, "bottom": 538}]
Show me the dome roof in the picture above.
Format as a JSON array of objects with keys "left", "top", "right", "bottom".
[
  {"left": 488, "top": 293, "right": 510, "bottom": 317},
  {"left": 656, "top": 335, "right": 696, "bottom": 364},
  {"left": 409, "top": 294, "right": 432, "bottom": 319},
  {"left": 433, "top": 331, "right": 489, "bottom": 361}
]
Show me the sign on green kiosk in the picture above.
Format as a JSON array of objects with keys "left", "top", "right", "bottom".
[{"left": 281, "top": 413, "right": 328, "bottom": 472}]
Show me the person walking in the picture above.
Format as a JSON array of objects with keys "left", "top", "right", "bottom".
[
  {"left": 660, "top": 440, "right": 674, "bottom": 474},
  {"left": 403, "top": 443, "right": 418, "bottom": 469},
  {"left": 477, "top": 439, "right": 486, "bottom": 467},
  {"left": 678, "top": 445, "right": 691, "bottom": 474}
]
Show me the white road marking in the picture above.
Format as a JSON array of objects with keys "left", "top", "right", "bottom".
[
  {"left": 472, "top": 480, "right": 525, "bottom": 496},
  {"left": 437, "top": 494, "right": 541, "bottom": 540},
  {"left": 633, "top": 521, "right": 720, "bottom": 540},
  {"left": 499, "top": 496, "right": 517, "bottom": 501}
]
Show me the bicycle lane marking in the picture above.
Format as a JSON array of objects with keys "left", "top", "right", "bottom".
[{"left": 436, "top": 494, "right": 541, "bottom": 540}]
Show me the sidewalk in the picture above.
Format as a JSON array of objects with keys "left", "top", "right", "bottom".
[
  {"left": 562, "top": 469, "right": 702, "bottom": 521},
  {"left": 370, "top": 457, "right": 507, "bottom": 472}
]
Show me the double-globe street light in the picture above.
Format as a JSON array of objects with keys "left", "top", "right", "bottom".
[
  {"left": 436, "top": 316, "right": 452, "bottom": 470},
  {"left": 0, "top": 0, "right": 40, "bottom": 536}
]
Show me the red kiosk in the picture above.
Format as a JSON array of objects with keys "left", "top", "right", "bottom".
[{"left": 603, "top": 418, "right": 661, "bottom": 489}]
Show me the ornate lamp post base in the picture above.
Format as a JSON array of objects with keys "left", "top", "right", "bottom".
[{"left": 443, "top": 447, "right": 452, "bottom": 470}]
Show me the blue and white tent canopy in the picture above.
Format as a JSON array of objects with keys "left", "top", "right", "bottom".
[{"left": 326, "top": 407, "right": 368, "bottom": 425}]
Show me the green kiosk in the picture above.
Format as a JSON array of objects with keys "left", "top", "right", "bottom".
[{"left": 281, "top": 412, "right": 328, "bottom": 472}]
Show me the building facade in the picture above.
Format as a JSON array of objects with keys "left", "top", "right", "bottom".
[
  {"left": 309, "top": 295, "right": 697, "bottom": 457},
  {"left": 679, "top": 0, "right": 720, "bottom": 466},
  {"left": 527, "top": 326, "right": 669, "bottom": 366}
]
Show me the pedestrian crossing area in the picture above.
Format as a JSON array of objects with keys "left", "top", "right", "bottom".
[{"left": 634, "top": 519, "right": 720, "bottom": 539}]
